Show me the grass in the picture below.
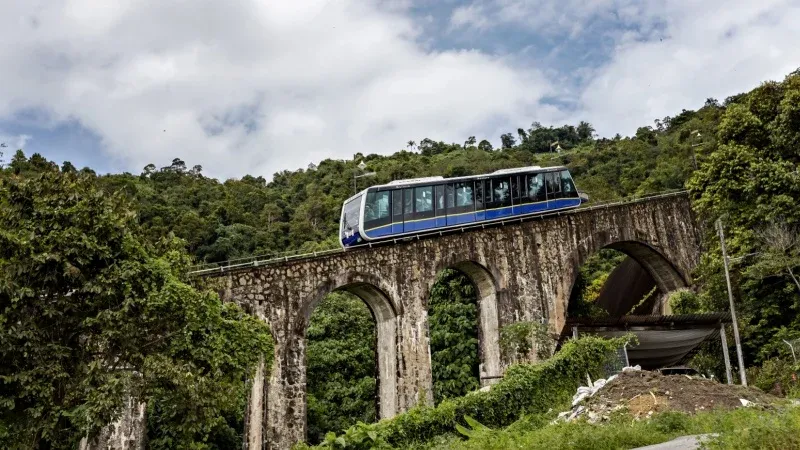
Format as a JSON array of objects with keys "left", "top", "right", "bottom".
[{"left": 422, "top": 404, "right": 800, "bottom": 450}]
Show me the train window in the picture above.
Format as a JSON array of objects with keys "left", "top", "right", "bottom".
[
  {"left": 560, "top": 170, "right": 578, "bottom": 198},
  {"left": 520, "top": 175, "right": 528, "bottom": 201},
  {"left": 365, "top": 191, "right": 390, "bottom": 221},
  {"left": 414, "top": 185, "right": 435, "bottom": 220},
  {"left": 404, "top": 188, "right": 413, "bottom": 215},
  {"left": 392, "top": 189, "right": 403, "bottom": 221},
  {"left": 529, "top": 173, "right": 545, "bottom": 202},
  {"left": 492, "top": 177, "right": 511, "bottom": 207},
  {"left": 415, "top": 186, "right": 433, "bottom": 213},
  {"left": 435, "top": 184, "right": 445, "bottom": 215},
  {"left": 341, "top": 195, "right": 361, "bottom": 239},
  {"left": 446, "top": 184, "right": 455, "bottom": 209},
  {"left": 546, "top": 172, "right": 562, "bottom": 199},
  {"left": 511, "top": 176, "right": 520, "bottom": 201},
  {"left": 455, "top": 182, "right": 473, "bottom": 207},
  {"left": 475, "top": 180, "right": 484, "bottom": 210}
]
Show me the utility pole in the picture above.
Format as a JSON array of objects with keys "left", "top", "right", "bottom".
[
  {"left": 352, "top": 161, "right": 376, "bottom": 194},
  {"left": 716, "top": 218, "right": 747, "bottom": 386},
  {"left": 720, "top": 323, "right": 733, "bottom": 384}
]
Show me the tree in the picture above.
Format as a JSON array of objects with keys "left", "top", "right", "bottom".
[
  {"left": 418, "top": 138, "right": 435, "bottom": 155},
  {"left": 464, "top": 136, "right": 476, "bottom": 148},
  {"left": 306, "top": 293, "right": 376, "bottom": 444},
  {"left": 142, "top": 163, "right": 156, "bottom": 176},
  {"left": 477, "top": 140, "right": 493, "bottom": 152},
  {"left": 9, "top": 149, "right": 28, "bottom": 174},
  {"left": 688, "top": 71, "right": 800, "bottom": 365},
  {"left": 577, "top": 121, "right": 595, "bottom": 141},
  {"left": 500, "top": 133, "right": 516, "bottom": 149},
  {"left": 165, "top": 158, "right": 187, "bottom": 173},
  {"left": 747, "top": 222, "right": 800, "bottom": 292},
  {"left": 516, "top": 128, "right": 527, "bottom": 143},
  {"left": 0, "top": 170, "right": 271, "bottom": 448},
  {"left": 429, "top": 270, "right": 479, "bottom": 404},
  {"left": 407, "top": 140, "right": 416, "bottom": 151},
  {"left": 61, "top": 161, "right": 77, "bottom": 173}
]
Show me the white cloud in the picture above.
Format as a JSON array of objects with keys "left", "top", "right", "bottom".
[
  {"left": 0, "top": 0, "right": 555, "bottom": 179},
  {"left": 450, "top": 0, "right": 800, "bottom": 137},
  {"left": 449, "top": 0, "right": 662, "bottom": 37},
  {"left": 450, "top": 4, "right": 491, "bottom": 30},
  {"left": 2, "top": 1, "right": 799, "bottom": 179},
  {"left": 576, "top": 0, "right": 800, "bottom": 136},
  {"left": 0, "top": 133, "right": 32, "bottom": 152}
]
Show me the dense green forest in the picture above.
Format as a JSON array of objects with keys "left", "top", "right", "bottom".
[{"left": 1, "top": 70, "right": 799, "bottom": 447}]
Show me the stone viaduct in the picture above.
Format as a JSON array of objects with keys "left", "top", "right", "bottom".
[{"left": 193, "top": 191, "right": 702, "bottom": 449}]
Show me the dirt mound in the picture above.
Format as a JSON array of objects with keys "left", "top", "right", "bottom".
[{"left": 585, "top": 370, "right": 777, "bottom": 419}]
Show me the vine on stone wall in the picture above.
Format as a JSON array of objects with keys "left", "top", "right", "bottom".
[{"left": 499, "top": 321, "right": 555, "bottom": 364}]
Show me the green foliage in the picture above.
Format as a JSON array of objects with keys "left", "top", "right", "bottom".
[
  {"left": 688, "top": 70, "right": 800, "bottom": 366},
  {"left": 306, "top": 293, "right": 377, "bottom": 444},
  {"left": 667, "top": 289, "right": 702, "bottom": 314},
  {"left": 499, "top": 321, "right": 553, "bottom": 364},
  {"left": 568, "top": 249, "right": 625, "bottom": 318},
  {"left": 747, "top": 357, "right": 800, "bottom": 397},
  {"left": 312, "top": 336, "right": 626, "bottom": 449},
  {"left": 0, "top": 170, "right": 272, "bottom": 448},
  {"left": 5, "top": 69, "right": 800, "bottom": 447},
  {"left": 427, "top": 407, "right": 800, "bottom": 450},
  {"left": 428, "top": 270, "right": 480, "bottom": 404}
]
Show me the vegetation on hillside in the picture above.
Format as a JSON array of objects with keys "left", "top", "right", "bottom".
[
  {"left": 1, "top": 69, "right": 799, "bottom": 446},
  {"left": 0, "top": 170, "right": 272, "bottom": 448}
]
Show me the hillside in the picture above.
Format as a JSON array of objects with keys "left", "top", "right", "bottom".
[{"left": 1, "top": 70, "right": 799, "bottom": 448}]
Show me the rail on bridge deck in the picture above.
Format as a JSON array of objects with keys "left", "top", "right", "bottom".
[{"left": 189, "top": 189, "right": 689, "bottom": 277}]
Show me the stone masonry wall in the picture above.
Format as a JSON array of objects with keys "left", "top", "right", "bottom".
[{"left": 208, "top": 193, "right": 700, "bottom": 449}]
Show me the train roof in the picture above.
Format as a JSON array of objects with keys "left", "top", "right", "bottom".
[
  {"left": 343, "top": 165, "right": 569, "bottom": 203},
  {"left": 376, "top": 165, "right": 567, "bottom": 188}
]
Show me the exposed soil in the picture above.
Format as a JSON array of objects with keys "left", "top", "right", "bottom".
[{"left": 585, "top": 370, "right": 777, "bottom": 419}]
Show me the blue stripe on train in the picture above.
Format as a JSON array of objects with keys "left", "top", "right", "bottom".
[{"left": 359, "top": 198, "right": 580, "bottom": 241}]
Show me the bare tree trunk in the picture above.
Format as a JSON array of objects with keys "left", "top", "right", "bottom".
[{"left": 787, "top": 266, "right": 800, "bottom": 293}]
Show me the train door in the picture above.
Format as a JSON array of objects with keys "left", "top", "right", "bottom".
[{"left": 391, "top": 189, "right": 404, "bottom": 234}]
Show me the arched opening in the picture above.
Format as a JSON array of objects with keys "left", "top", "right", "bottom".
[
  {"left": 302, "top": 282, "right": 397, "bottom": 444},
  {"left": 568, "top": 241, "right": 688, "bottom": 320},
  {"left": 428, "top": 261, "right": 501, "bottom": 404},
  {"left": 564, "top": 240, "right": 704, "bottom": 370}
]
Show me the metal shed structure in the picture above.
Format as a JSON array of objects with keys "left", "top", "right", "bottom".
[{"left": 562, "top": 313, "right": 733, "bottom": 370}]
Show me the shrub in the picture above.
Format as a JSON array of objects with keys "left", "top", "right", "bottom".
[{"left": 309, "top": 336, "right": 627, "bottom": 449}]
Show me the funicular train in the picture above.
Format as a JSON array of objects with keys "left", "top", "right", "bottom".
[{"left": 339, "top": 165, "right": 586, "bottom": 248}]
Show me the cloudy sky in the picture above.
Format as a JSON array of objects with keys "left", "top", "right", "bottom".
[{"left": 1, "top": 0, "right": 798, "bottom": 179}]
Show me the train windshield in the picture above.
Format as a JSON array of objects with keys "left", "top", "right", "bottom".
[
  {"left": 560, "top": 170, "right": 579, "bottom": 197},
  {"left": 340, "top": 195, "right": 362, "bottom": 241}
]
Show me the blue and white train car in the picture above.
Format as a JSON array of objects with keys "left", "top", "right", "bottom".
[{"left": 339, "top": 165, "right": 585, "bottom": 248}]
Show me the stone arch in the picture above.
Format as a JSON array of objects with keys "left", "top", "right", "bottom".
[
  {"left": 429, "top": 260, "right": 503, "bottom": 386},
  {"left": 300, "top": 275, "right": 399, "bottom": 420},
  {"left": 558, "top": 230, "right": 689, "bottom": 330}
]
